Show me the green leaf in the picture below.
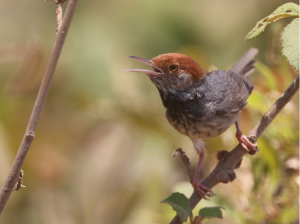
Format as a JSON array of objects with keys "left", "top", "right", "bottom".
[
  {"left": 199, "top": 206, "right": 224, "bottom": 220},
  {"left": 245, "top": 3, "right": 299, "bottom": 40},
  {"left": 281, "top": 18, "right": 299, "bottom": 71},
  {"left": 161, "top": 192, "right": 193, "bottom": 222}
]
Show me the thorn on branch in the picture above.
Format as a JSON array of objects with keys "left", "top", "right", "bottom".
[
  {"left": 216, "top": 150, "right": 228, "bottom": 161},
  {"left": 172, "top": 148, "right": 193, "bottom": 182},
  {"left": 26, "top": 132, "right": 35, "bottom": 141},
  {"left": 217, "top": 169, "right": 236, "bottom": 183},
  {"left": 13, "top": 170, "right": 26, "bottom": 191}
]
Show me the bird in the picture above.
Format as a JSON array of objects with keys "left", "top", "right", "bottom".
[{"left": 125, "top": 48, "right": 258, "bottom": 199}]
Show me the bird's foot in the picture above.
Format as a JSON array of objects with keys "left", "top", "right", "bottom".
[
  {"left": 236, "top": 132, "right": 258, "bottom": 153},
  {"left": 192, "top": 179, "right": 215, "bottom": 200},
  {"left": 235, "top": 121, "right": 258, "bottom": 153}
]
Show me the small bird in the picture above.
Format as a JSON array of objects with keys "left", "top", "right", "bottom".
[{"left": 125, "top": 49, "right": 258, "bottom": 199}]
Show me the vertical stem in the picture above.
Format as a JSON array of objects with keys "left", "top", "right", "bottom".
[{"left": 0, "top": 0, "right": 78, "bottom": 215}]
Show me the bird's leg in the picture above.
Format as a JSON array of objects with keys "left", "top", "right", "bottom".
[
  {"left": 192, "top": 151, "right": 215, "bottom": 200},
  {"left": 190, "top": 138, "right": 215, "bottom": 200},
  {"left": 235, "top": 120, "right": 257, "bottom": 152}
]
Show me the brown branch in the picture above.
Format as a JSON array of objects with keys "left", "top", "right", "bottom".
[
  {"left": 170, "top": 75, "right": 299, "bottom": 224},
  {"left": 0, "top": 0, "right": 78, "bottom": 215},
  {"left": 172, "top": 148, "right": 193, "bottom": 182}
]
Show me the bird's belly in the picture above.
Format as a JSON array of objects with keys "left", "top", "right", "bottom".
[{"left": 166, "top": 109, "right": 240, "bottom": 139}]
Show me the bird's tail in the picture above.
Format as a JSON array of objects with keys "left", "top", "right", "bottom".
[{"left": 230, "top": 48, "right": 258, "bottom": 76}]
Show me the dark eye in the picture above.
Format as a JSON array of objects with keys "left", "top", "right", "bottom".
[{"left": 169, "top": 65, "right": 178, "bottom": 71}]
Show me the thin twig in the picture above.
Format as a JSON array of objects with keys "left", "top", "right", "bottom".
[
  {"left": 170, "top": 76, "right": 299, "bottom": 224},
  {"left": 0, "top": 0, "right": 78, "bottom": 215},
  {"left": 172, "top": 148, "right": 193, "bottom": 182}
]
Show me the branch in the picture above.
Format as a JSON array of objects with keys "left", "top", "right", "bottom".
[
  {"left": 172, "top": 148, "right": 193, "bottom": 182},
  {"left": 0, "top": 0, "right": 78, "bottom": 215},
  {"left": 170, "top": 75, "right": 299, "bottom": 224}
]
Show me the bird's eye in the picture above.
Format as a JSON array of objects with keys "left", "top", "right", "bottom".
[{"left": 169, "top": 65, "right": 178, "bottom": 71}]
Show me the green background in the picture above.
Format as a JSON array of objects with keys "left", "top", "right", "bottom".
[{"left": 0, "top": 0, "right": 298, "bottom": 223}]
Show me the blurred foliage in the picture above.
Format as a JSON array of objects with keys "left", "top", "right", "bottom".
[
  {"left": 246, "top": 2, "right": 299, "bottom": 71},
  {"left": 245, "top": 2, "right": 299, "bottom": 40},
  {"left": 0, "top": 0, "right": 298, "bottom": 224}
]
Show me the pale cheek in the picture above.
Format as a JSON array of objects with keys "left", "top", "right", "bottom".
[
  {"left": 171, "top": 77, "right": 192, "bottom": 91},
  {"left": 162, "top": 73, "right": 192, "bottom": 91}
]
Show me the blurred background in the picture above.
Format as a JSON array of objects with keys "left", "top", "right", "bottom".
[{"left": 0, "top": 0, "right": 298, "bottom": 223}]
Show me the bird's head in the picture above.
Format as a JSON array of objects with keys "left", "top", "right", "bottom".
[{"left": 125, "top": 53, "right": 206, "bottom": 92}]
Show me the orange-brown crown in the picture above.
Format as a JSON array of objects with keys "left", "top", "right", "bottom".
[{"left": 151, "top": 53, "right": 206, "bottom": 81}]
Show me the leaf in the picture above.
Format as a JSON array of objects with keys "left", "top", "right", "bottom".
[
  {"left": 161, "top": 192, "right": 193, "bottom": 222},
  {"left": 245, "top": 3, "right": 299, "bottom": 40},
  {"left": 281, "top": 18, "right": 299, "bottom": 71},
  {"left": 199, "top": 206, "right": 225, "bottom": 220}
]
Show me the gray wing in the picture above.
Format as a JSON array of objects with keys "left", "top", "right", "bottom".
[
  {"left": 203, "top": 70, "right": 253, "bottom": 117},
  {"left": 209, "top": 48, "right": 258, "bottom": 116}
]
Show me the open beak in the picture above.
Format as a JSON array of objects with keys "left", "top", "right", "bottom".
[{"left": 124, "top": 56, "right": 163, "bottom": 76}]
